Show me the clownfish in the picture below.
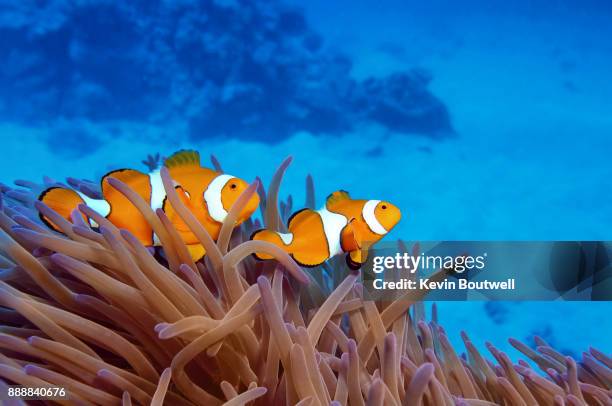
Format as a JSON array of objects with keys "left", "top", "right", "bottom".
[
  {"left": 251, "top": 190, "right": 401, "bottom": 269},
  {"left": 38, "top": 150, "right": 260, "bottom": 260}
]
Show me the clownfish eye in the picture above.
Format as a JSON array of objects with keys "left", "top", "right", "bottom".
[
  {"left": 381, "top": 204, "right": 387, "bottom": 210},
  {"left": 230, "top": 183, "right": 237, "bottom": 190}
]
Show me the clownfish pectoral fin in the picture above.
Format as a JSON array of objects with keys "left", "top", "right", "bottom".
[
  {"left": 186, "top": 244, "right": 206, "bottom": 261},
  {"left": 38, "top": 187, "right": 87, "bottom": 232},
  {"left": 340, "top": 218, "right": 362, "bottom": 252},
  {"left": 163, "top": 150, "right": 201, "bottom": 169},
  {"left": 346, "top": 248, "right": 369, "bottom": 270},
  {"left": 326, "top": 190, "right": 351, "bottom": 210},
  {"left": 173, "top": 185, "right": 192, "bottom": 204}
]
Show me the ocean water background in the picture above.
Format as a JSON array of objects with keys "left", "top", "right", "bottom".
[{"left": 0, "top": 0, "right": 610, "bottom": 359}]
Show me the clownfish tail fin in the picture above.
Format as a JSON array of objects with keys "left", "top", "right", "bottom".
[
  {"left": 38, "top": 187, "right": 86, "bottom": 232},
  {"left": 250, "top": 229, "right": 294, "bottom": 260}
]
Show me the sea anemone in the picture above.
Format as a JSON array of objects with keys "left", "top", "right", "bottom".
[{"left": 0, "top": 158, "right": 610, "bottom": 405}]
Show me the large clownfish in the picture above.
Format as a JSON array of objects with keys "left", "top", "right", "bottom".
[
  {"left": 38, "top": 150, "right": 260, "bottom": 260},
  {"left": 251, "top": 190, "right": 401, "bottom": 269}
]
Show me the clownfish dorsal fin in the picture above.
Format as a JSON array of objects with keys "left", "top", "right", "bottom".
[
  {"left": 286, "top": 208, "right": 314, "bottom": 231},
  {"left": 102, "top": 168, "right": 148, "bottom": 185},
  {"left": 326, "top": 190, "right": 351, "bottom": 209},
  {"left": 164, "top": 150, "right": 201, "bottom": 169},
  {"left": 101, "top": 168, "right": 150, "bottom": 198}
]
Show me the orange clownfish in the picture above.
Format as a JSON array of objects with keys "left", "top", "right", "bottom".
[
  {"left": 38, "top": 150, "right": 260, "bottom": 260},
  {"left": 251, "top": 190, "right": 401, "bottom": 269}
]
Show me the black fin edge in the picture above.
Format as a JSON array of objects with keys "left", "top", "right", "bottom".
[
  {"left": 286, "top": 207, "right": 309, "bottom": 230},
  {"left": 37, "top": 187, "right": 65, "bottom": 233},
  {"left": 290, "top": 253, "right": 321, "bottom": 268},
  {"left": 346, "top": 253, "right": 363, "bottom": 270}
]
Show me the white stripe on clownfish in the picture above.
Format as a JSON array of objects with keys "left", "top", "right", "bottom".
[
  {"left": 149, "top": 169, "right": 168, "bottom": 246},
  {"left": 76, "top": 191, "right": 109, "bottom": 227},
  {"left": 362, "top": 199, "right": 387, "bottom": 235},
  {"left": 316, "top": 207, "right": 348, "bottom": 257},
  {"left": 149, "top": 170, "right": 166, "bottom": 211},
  {"left": 204, "top": 174, "right": 235, "bottom": 223},
  {"left": 278, "top": 232, "right": 294, "bottom": 244}
]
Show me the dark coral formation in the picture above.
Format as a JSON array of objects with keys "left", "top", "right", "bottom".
[
  {"left": 0, "top": 1, "right": 453, "bottom": 145},
  {"left": 0, "top": 159, "right": 610, "bottom": 405}
]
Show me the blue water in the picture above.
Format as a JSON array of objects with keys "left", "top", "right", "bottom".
[{"left": 0, "top": 0, "right": 610, "bottom": 358}]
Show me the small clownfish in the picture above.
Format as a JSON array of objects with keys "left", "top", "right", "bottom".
[
  {"left": 38, "top": 150, "right": 260, "bottom": 260},
  {"left": 251, "top": 190, "right": 401, "bottom": 269}
]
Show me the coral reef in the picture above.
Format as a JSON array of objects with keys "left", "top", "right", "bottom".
[
  {"left": 0, "top": 0, "right": 452, "bottom": 148},
  {"left": 0, "top": 158, "right": 610, "bottom": 405}
]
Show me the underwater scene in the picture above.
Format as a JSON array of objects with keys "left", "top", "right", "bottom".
[{"left": 0, "top": 0, "right": 610, "bottom": 404}]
